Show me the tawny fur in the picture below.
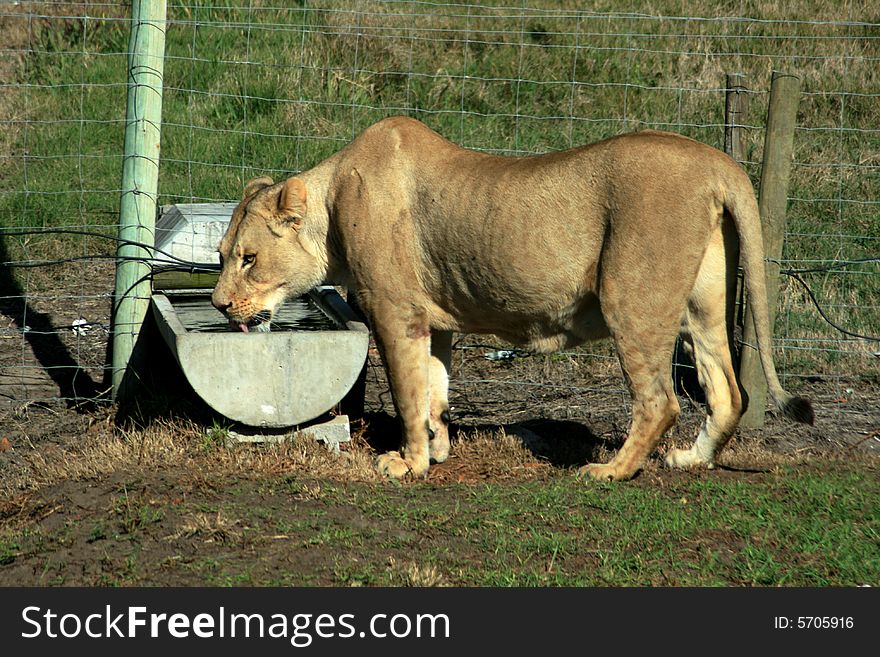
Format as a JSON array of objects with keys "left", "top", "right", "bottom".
[{"left": 212, "top": 117, "right": 813, "bottom": 482}]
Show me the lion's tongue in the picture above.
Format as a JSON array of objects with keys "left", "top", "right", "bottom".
[{"left": 229, "top": 320, "right": 249, "bottom": 333}]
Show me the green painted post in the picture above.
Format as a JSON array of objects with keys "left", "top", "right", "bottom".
[
  {"left": 111, "top": 0, "right": 167, "bottom": 401},
  {"left": 739, "top": 72, "right": 801, "bottom": 427}
]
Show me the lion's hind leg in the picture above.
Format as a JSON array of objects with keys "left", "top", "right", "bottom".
[
  {"left": 580, "top": 331, "right": 681, "bottom": 482},
  {"left": 665, "top": 315, "right": 742, "bottom": 470},
  {"left": 579, "top": 216, "right": 700, "bottom": 481},
  {"left": 666, "top": 225, "right": 743, "bottom": 470},
  {"left": 578, "top": 290, "right": 683, "bottom": 481}
]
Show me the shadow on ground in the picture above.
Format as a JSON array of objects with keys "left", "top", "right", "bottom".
[{"left": 0, "top": 236, "right": 101, "bottom": 408}]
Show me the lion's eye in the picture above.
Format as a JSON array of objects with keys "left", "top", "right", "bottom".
[{"left": 242, "top": 254, "right": 256, "bottom": 267}]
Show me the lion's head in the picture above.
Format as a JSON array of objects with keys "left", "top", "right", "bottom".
[{"left": 212, "top": 176, "right": 325, "bottom": 332}]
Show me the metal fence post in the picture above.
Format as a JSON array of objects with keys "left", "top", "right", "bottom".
[
  {"left": 111, "top": 0, "right": 167, "bottom": 401},
  {"left": 739, "top": 71, "right": 801, "bottom": 427}
]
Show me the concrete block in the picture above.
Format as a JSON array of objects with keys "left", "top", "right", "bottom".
[{"left": 224, "top": 414, "right": 352, "bottom": 451}]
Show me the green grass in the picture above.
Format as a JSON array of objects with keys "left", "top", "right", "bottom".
[
  {"left": 339, "top": 468, "right": 879, "bottom": 587},
  {"left": 2, "top": 448, "right": 877, "bottom": 586},
  {"left": 1, "top": 1, "right": 878, "bottom": 373},
  {"left": 196, "top": 466, "right": 874, "bottom": 586},
  {"left": 0, "top": 538, "right": 21, "bottom": 566}
]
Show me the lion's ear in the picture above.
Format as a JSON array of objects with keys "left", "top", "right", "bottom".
[
  {"left": 242, "top": 176, "right": 274, "bottom": 200},
  {"left": 277, "top": 177, "right": 308, "bottom": 227}
]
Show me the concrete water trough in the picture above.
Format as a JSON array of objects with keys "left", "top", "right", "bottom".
[{"left": 149, "top": 203, "right": 369, "bottom": 437}]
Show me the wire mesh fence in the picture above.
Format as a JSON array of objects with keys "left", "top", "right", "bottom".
[{"left": 1, "top": 1, "right": 877, "bottom": 420}]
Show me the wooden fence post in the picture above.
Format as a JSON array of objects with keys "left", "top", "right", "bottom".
[
  {"left": 724, "top": 73, "right": 750, "bottom": 356},
  {"left": 111, "top": 0, "right": 167, "bottom": 401},
  {"left": 739, "top": 71, "right": 801, "bottom": 427},
  {"left": 724, "top": 73, "right": 749, "bottom": 162}
]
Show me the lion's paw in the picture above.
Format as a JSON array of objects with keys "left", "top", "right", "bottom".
[
  {"left": 429, "top": 433, "right": 450, "bottom": 464},
  {"left": 377, "top": 451, "right": 429, "bottom": 479},
  {"left": 578, "top": 462, "right": 634, "bottom": 482},
  {"left": 664, "top": 448, "right": 714, "bottom": 470}
]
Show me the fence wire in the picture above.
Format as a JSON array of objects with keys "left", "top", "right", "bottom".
[{"left": 0, "top": 1, "right": 877, "bottom": 421}]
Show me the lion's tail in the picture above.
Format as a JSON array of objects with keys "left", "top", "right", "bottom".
[{"left": 724, "top": 176, "right": 814, "bottom": 425}]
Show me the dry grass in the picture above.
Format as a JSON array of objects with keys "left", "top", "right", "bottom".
[
  {"left": 445, "top": 427, "right": 555, "bottom": 481},
  {"left": 386, "top": 556, "right": 448, "bottom": 587},
  {"left": 0, "top": 410, "right": 382, "bottom": 500},
  {"left": 165, "top": 510, "right": 242, "bottom": 544},
  {"left": 0, "top": 9, "right": 33, "bottom": 163},
  {"left": 3, "top": 387, "right": 875, "bottom": 504}
]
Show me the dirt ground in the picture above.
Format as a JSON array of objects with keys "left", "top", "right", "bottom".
[{"left": 0, "top": 265, "right": 878, "bottom": 585}]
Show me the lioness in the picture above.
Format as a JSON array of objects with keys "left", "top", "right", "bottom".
[{"left": 212, "top": 116, "right": 813, "bottom": 481}]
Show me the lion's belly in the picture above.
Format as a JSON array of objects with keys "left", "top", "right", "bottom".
[
  {"left": 434, "top": 281, "right": 610, "bottom": 353},
  {"left": 415, "top": 195, "right": 608, "bottom": 349}
]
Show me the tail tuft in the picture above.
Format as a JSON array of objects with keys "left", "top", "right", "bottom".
[{"left": 781, "top": 396, "right": 815, "bottom": 425}]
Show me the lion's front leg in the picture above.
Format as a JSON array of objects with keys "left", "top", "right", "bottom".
[
  {"left": 428, "top": 330, "right": 453, "bottom": 464},
  {"left": 372, "top": 304, "right": 432, "bottom": 479}
]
